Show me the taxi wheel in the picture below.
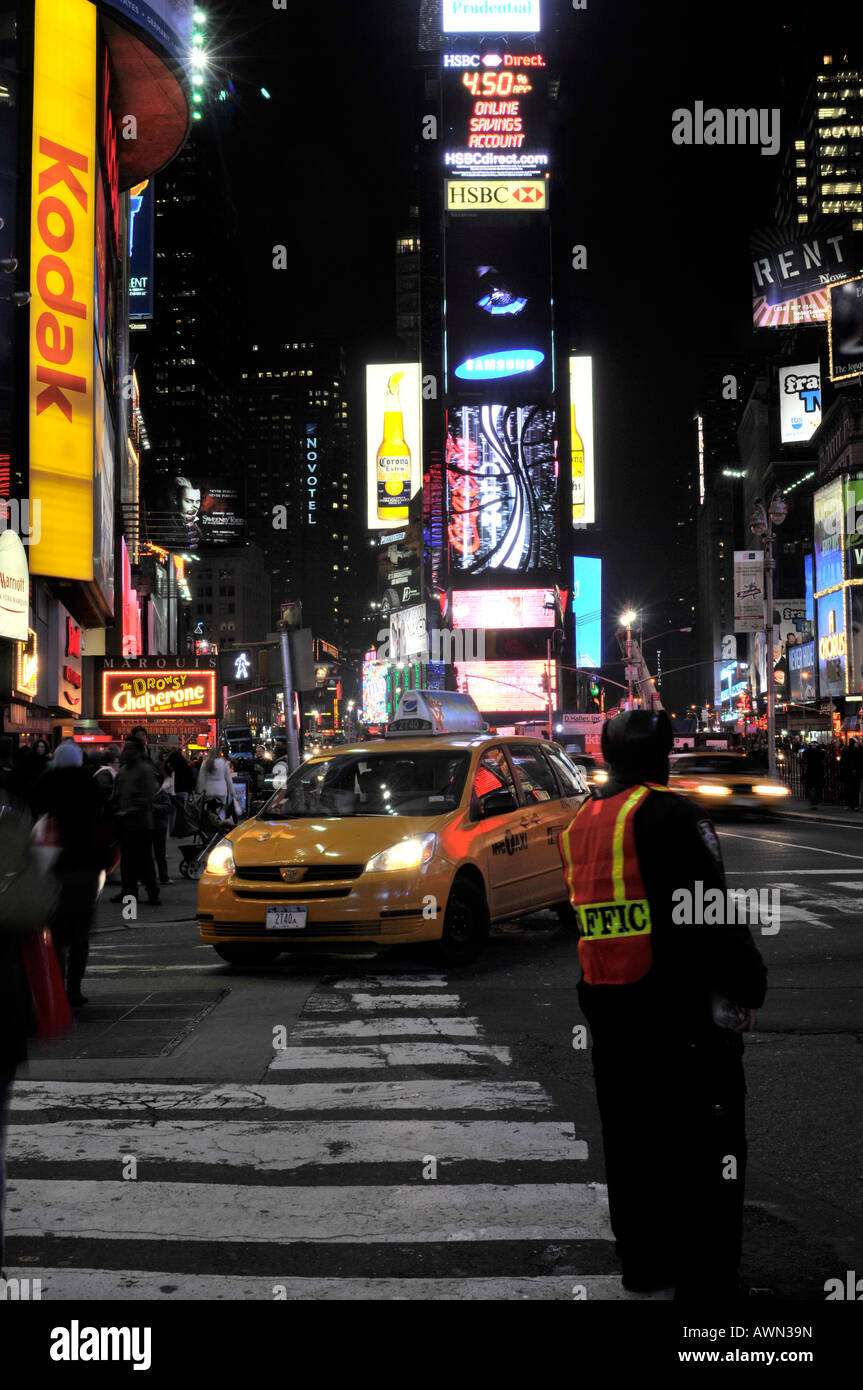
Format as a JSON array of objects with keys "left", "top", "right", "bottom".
[
  {"left": 437, "top": 877, "right": 489, "bottom": 967},
  {"left": 213, "top": 944, "right": 283, "bottom": 966}
]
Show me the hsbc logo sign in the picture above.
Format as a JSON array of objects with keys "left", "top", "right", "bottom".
[{"left": 445, "top": 178, "right": 547, "bottom": 210}]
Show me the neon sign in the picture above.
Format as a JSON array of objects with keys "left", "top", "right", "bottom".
[
  {"left": 455, "top": 350, "right": 544, "bottom": 380},
  {"left": 102, "top": 669, "right": 218, "bottom": 718}
]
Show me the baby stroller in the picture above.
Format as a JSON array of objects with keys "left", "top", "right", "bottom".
[{"left": 178, "top": 794, "right": 234, "bottom": 879}]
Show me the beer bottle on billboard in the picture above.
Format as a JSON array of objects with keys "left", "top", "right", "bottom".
[
  {"left": 377, "top": 371, "right": 411, "bottom": 522},
  {"left": 571, "top": 400, "right": 585, "bottom": 523}
]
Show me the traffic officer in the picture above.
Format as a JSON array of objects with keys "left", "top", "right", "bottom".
[{"left": 559, "top": 710, "right": 767, "bottom": 1298}]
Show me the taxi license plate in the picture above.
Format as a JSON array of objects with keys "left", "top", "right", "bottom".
[{"left": 266, "top": 906, "right": 307, "bottom": 931}]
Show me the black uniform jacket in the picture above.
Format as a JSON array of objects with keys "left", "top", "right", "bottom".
[{"left": 576, "top": 776, "right": 768, "bottom": 1066}]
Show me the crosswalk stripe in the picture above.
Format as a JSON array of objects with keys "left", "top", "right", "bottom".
[
  {"left": 7, "top": 1179, "right": 613, "bottom": 1243},
  {"left": 327, "top": 976, "right": 450, "bottom": 989},
  {"left": 7, "top": 1120, "right": 587, "bottom": 1167},
  {"left": 304, "top": 993, "right": 462, "bottom": 1013},
  {"left": 1, "top": 1270, "right": 666, "bottom": 1300},
  {"left": 10, "top": 1080, "right": 553, "bottom": 1113},
  {"left": 292, "top": 1018, "right": 481, "bottom": 1039},
  {"left": 268, "top": 1043, "right": 510, "bottom": 1070}
]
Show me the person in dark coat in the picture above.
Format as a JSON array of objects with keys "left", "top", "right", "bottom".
[
  {"left": 32, "top": 740, "right": 103, "bottom": 1008},
  {"left": 839, "top": 740, "right": 860, "bottom": 811},
  {"left": 801, "top": 741, "right": 825, "bottom": 809},
  {"left": 559, "top": 710, "right": 768, "bottom": 1299},
  {"left": 112, "top": 738, "right": 161, "bottom": 907}
]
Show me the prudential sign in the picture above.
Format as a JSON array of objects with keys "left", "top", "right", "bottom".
[{"left": 442, "top": 0, "right": 541, "bottom": 33}]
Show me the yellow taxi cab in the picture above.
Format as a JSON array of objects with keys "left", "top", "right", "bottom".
[
  {"left": 668, "top": 750, "right": 790, "bottom": 813},
  {"left": 198, "top": 690, "right": 590, "bottom": 967}
]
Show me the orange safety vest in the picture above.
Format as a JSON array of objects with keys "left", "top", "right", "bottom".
[{"left": 559, "top": 784, "right": 668, "bottom": 986}]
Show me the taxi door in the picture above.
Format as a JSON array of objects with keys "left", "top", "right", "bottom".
[
  {"left": 469, "top": 745, "right": 537, "bottom": 918},
  {"left": 504, "top": 741, "right": 581, "bottom": 908}
]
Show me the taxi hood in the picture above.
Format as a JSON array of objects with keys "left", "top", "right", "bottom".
[{"left": 231, "top": 812, "right": 453, "bottom": 868}]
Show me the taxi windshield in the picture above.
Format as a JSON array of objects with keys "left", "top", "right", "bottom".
[{"left": 261, "top": 751, "right": 471, "bottom": 819}]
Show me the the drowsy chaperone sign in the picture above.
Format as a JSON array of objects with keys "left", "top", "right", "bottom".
[{"left": 101, "top": 667, "right": 217, "bottom": 718}]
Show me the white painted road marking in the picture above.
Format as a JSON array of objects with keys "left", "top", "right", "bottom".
[
  {"left": 720, "top": 832, "right": 863, "bottom": 861},
  {"left": 10, "top": 1080, "right": 553, "bottom": 1113},
  {"left": 268, "top": 1043, "right": 511, "bottom": 1070},
  {"left": 304, "top": 993, "right": 462, "bottom": 1013},
  {"left": 0, "top": 1269, "right": 668, "bottom": 1300},
  {"left": 7, "top": 1119, "right": 587, "bottom": 1167},
  {"left": 293, "top": 1018, "right": 481, "bottom": 1039},
  {"left": 7, "top": 1179, "right": 613, "bottom": 1243},
  {"left": 327, "top": 976, "right": 449, "bottom": 989}
]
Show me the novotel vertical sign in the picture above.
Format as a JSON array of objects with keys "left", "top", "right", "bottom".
[{"left": 28, "top": 0, "right": 97, "bottom": 583}]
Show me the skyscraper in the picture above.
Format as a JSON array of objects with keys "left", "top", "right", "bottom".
[{"left": 775, "top": 52, "right": 863, "bottom": 234}]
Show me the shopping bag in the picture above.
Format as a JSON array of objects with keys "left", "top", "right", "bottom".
[{"left": 20, "top": 927, "right": 73, "bottom": 1038}]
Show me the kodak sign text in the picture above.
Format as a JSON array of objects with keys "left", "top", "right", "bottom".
[{"left": 29, "top": 0, "right": 96, "bottom": 581}]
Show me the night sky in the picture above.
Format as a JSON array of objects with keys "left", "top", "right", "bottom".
[{"left": 213, "top": 0, "right": 856, "bottom": 632}]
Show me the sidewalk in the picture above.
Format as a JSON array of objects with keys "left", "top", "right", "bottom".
[
  {"left": 94, "top": 837, "right": 199, "bottom": 934},
  {"left": 774, "top": 796, "right": 863, "bottom": 828}
]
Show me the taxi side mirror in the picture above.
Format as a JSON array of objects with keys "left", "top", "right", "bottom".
[{"left": 479, "top": 789, "right": 519, "bottom": 818}]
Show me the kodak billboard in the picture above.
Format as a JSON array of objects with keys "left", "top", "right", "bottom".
[{"left": 28, "top": 0, "right": 96, "bottom": 581}]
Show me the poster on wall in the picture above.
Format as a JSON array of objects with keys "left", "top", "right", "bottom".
[
  {"left": 365, "top": 364, "right": 423, "bottom": 532},
  {"left": 146, "top": 476, "right": 245, "bottom": 552},
  {"left": 446, "top": 403, "right": 558, "bottom": 573},
  {"left": 828, "top": 276, "right": 863, "bottom": 382},
  {"left": 777, "top": 363, "right": 821, "bottom": 444},
  {"left": 751, "top": 221, "right": 856, "bottom": 329},
  {"left": 813, "top": 478, "right": 844, "bottom": 593},
  {"left": 733, "top": 551, "right": 765, "bottom": 633}
]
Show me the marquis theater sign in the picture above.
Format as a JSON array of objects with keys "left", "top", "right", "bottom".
[{"left": 100, "top": 656, "right": 218, "bottom": 719}]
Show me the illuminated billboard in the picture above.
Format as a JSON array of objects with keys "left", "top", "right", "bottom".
[
  {"left": 817, "top": 592, "right": 847, "bottom": 698},
  {"left": 442, "top": 51, "right": 549, "bottom": 180},
  {"left": 455, "top": 659, "right": 556, "bottom": 713},
  {"left": 0, "top": 530, "right": 30, "bottom": 642},
  {"left": 445, "top": 216, "right": 552, "bottom": 396},
  {"left": 146, "top": 477, "right": 245, "bottom": 552},
  {"left": 751, "top": 222, "right": 856, "bottom": 329},
  {"left": 788, "top": 639, "right": 817, "bottom": 704},
  {"left": 101, "top": 667, "right": 218, "bottom": 719},
  {"left": 569, "top": 356, "right": 595, "bottom": 525},
  {"left": 844, "top": 474, "right": 863, "bottom": 581},
  {"left": 813, "top": 479, "right": 844, "bottom": 593},
  {"left": 733, "top": 551, "right": 765, "bottom": 633},
  {"left": 389, "top": 603, "right": 427, "bottom": 661},
  {"left": 451, "top": 588, "right": 556, "bottom": 629},
  {"left": 442, "top": 0, "right": 542, "bottom": 31},
  {"left": 378, "top": 522, "right": 422, "bottom": 616},
  {"left": 101, "top": 0, "right": 194, "bottom": 75},
  {"left": 129, "top": 179, "right": 154, "bottom": 320},
  {"left": 778, "top": 362, "right": 821, "bottom": 445},
  {"left": 28, "top": 0, "right": 97, "bottom": 582},
  {"left": 573, "top": 557, "right": 602, "bottom": 668},
  {"left": 446, "top": 403, "right": 558, "bottom": 573},
  {"left": 365, "top": 363, "right": 423, "bottom": 532},
  {"left": 362, "top": 648, "right": 389, "bottom": 724},
  {"left": 828, "top": 277, "right": 863, "bottom": 382},
  {"left": 445, "top": 179, "right": 548, "bottom": 212}
]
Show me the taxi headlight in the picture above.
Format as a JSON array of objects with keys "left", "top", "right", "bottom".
[
  {"left": 205, "top": 838, "right": 236, "bottom": 877},
  {"left": 753, "top": 783, "right": 790, "bottom": 797},
  {"left": 366, "top": 833, "right": 437, "bottom": 873},
  {"left": 696, "top": 783, "right": 732, "bottom": 796},
  {"left": 593, "top": 770, "right": 609, "bottom": 784}
]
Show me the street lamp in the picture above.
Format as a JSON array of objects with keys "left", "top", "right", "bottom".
[
  {"left": 620, "top": 610, "right": 638, "bottom": 710},
  {"left": 750, "top": 491, "right": 787, "bottom": 776}
]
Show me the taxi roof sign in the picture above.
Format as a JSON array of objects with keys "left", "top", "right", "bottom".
[{"left": 387, "top": 689, "right": 488, "bottom": 737}]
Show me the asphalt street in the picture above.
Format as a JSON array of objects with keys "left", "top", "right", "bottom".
[{"left": 5, "top": 808, "right": 862, "bottom": 1301}]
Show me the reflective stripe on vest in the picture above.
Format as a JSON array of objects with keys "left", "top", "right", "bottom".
[{"left": 559, "top": 784, "right": 668, "bottom": 986}]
